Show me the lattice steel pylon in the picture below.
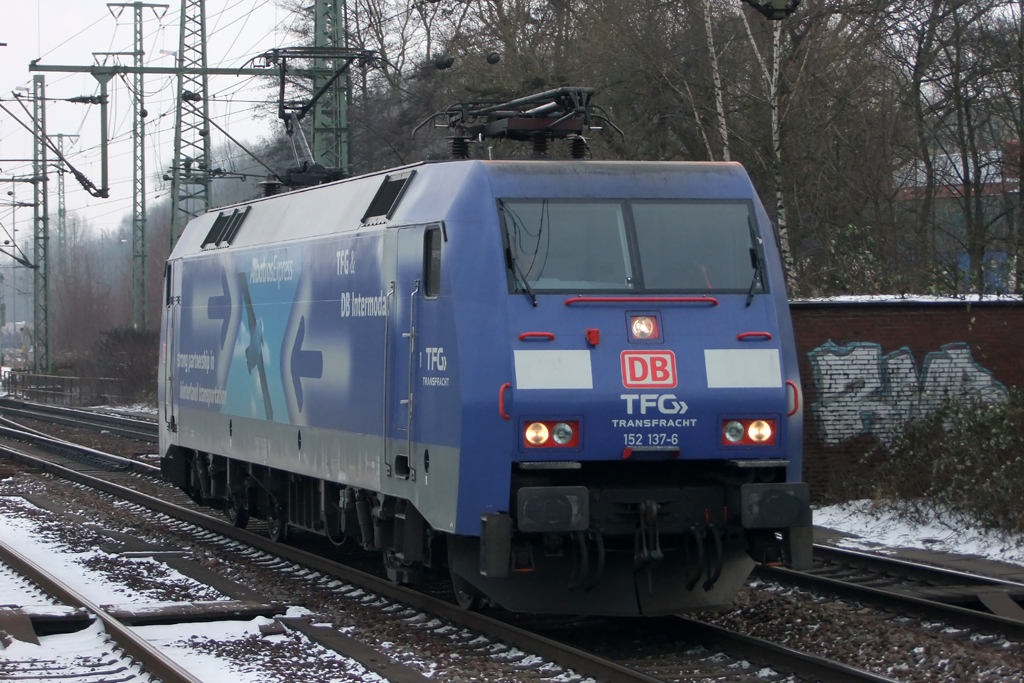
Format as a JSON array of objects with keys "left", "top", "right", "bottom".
[
  {"left": 112, "top": 2, "right": 168, "bottom": 329},
  {"left": 169, "top": 0, "right": 212, "bottom": 248},
  {"left": 312, "top": 0, "right": 349, "bottom": 173},
  {"left": 32, "top": 75, "right": 51, "bottom": 374},
  {"left": 132, "top": 2, "right": 148, "bottom": 330},
  {"left": 53, "top": 133, "right": 77, "bottom": 277}
]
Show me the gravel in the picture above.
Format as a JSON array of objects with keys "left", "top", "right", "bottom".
[{"left": 703, "top": 580, "right": 1024, "bottom": 682}]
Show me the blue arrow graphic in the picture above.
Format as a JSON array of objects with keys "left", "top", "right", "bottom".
[
  {"left": 290, "top": 315, "right": 323, "bottom": 412},
  {"left": 206, "top": 269, "right": 232, "bottom": 349},
  {"left": 238, "top": 272, "right": 273, "bottom": 421}
]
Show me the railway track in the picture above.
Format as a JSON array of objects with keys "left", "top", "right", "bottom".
[
  {"left": 0, "top": 397, "right": 158, "bottom": 443},
  {"left": 755, "top": 544, "right": 1024, "bottom": 641},
  {"left": 9, "top": 396, "right": 1024, "bottom": 633},
  {"left": 0, "top": 422, "right": 897, "bottom": 683},
  {"left": 0, "top": 534, "right": 203, "bottom": 683}
]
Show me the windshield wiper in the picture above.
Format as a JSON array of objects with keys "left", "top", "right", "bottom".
[
  {"left": 506, "top": 245, "right": 538, "bottom": 307},
  {"left": 516, "top": 263, "right": 538, "bottom": 307}
]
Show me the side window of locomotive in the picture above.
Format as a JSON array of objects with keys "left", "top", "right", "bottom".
[
  {"left": 631, "top": 202, "right": 762, "bottom": 292},
  {"left": 424, "top": 227, "right": 442, "bottom": 298},
  {"left": 500, "top": 200, "right": 633, "bottom": 291}
]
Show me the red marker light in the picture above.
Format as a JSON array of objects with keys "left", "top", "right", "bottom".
[
  {"left": 721, "top": 418, "right": 776, "bottom": 446},
  {"left": 523, "top": 420, "right": 580, "bottom": 448}
]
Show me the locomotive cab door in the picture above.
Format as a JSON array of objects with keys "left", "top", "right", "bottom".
[
  {"left": 162, "top": 261, "right": 179, "bottom": 434},
  {"left": 386, "top": 226, "right": 425, "bottom": 481}
]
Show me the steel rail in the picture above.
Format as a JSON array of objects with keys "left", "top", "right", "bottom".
[
  {"left": 0, "top": 423, "right": 160, "bottom": 476},
  {"left": 0, "top": 397, "right": 158, "bottom": 426},
  {"left": 754, "top": 563, "right": 1024, "bottom": 641},
  {"left": 0, "top": 434, "right": 895, "bottom": 683},
  {"left": 0, "top": 442, "right": 661, "bottom": 683},
  {"left": 814, "top": 543, "right": 1024, "bottom": 589},
  {"left": 0, "top": 537, "right": 204, "bottom": 683},
  {"left": 0, "top": 398, "right": 158, "bottom": 443},
  {"left": 666, "top": 616, "right": 899, "bottom": 683}
]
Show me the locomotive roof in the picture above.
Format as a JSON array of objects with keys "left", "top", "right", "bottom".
[{"left": 169, "top": 160, "right": 757, "bottom": 259}]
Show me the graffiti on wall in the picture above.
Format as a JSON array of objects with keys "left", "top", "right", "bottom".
[{"left": 809, "top": 341, "right": 1008, "bottom": 446}]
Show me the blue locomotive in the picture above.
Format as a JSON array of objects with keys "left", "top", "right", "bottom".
[{"left": 159, "top": 158, "right": 811, "bottom": 616}]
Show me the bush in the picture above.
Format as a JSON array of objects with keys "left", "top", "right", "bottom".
[
  {"left": 870, "top": 390, "right": 1024, "bottom": 534},
  {"left": 90, "top": 328, "right": 159, "bottom": 404}
]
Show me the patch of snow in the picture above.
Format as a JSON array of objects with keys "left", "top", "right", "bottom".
[
  {"left": 103, "top": 403, "right": 158, "bottom": 415},
  {"left": 547, "top": 672, "right": 582, "bottom": 682},
  {"left": 0, "top": 620, "right": 145, "bottom": 677},
  {"left": 792, "top": 294, "right": 1024, "bottom": 305},
  {"left": 0, "top": 506, "right": 226, "bottom": 605},
  {"left": 0, "top": 562, "right": 58, "bottom": 607},
  {"left": 815, "top": 500, "right": 1024, "bottom": 566},
  {"left": 136, "top": 616, "right": 387, "bottom": 682}
]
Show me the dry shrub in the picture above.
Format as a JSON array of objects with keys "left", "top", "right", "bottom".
[
  {"left": 870, "top": 390, "right": 1024, "bottom": 533},
  {"left": 90, "top": 328, "right": 159, "bottom": 404}
]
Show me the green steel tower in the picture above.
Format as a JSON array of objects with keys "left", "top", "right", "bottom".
[
  {"left": 53, "top": 133, "right": 77, "bottom": 276},
  {"left": 108, "top": 2, "right": 168, "bottom": 329},
  {"left": 312, "top": 0, "right": 349, "bottom": 173},
  {"left": 169, "top": 0, "right": 212, "bottom": 248},
  {"left": 32, "top": 75, "right": 50, "bottom": 373}
]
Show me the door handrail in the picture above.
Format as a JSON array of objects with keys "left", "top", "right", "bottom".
[
  {"left": 402, "top": 279, "right": 421, "bottom": 481},
  {"left": 382, "top": 281, "right": 395, "bottom": 477}
]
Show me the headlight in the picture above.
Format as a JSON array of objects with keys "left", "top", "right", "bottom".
[
  {"left": 724, "top": 420, "right": 745, "bottom": 443},
  {"left": 523, "top": 420, "right": 580, "bottom": 448},
  {"left": 552, "top": 422, "right": 574, "bottom": 445},
  {"left": 748, "top": 420, "right": 772, "bottom": 443},
  {"left": 525, "top": 422, "right": 549, "bottom": 446},
  {"left": 721, "top": 418, "right": 777, "bottom": 446},
  {"left": 630, "top": 315, "right": 659, "bottom": 340}
]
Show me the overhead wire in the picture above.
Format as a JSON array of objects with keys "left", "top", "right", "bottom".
[
  {"left": 34, "top": 14, "right": 109, "bottom": 62},
  {"left": 218, "top": 0, "right": 264, "bottom": 59},
  {"left": 0, "top": 219, "right": 34, "bottom": 265},
  {"left": 0, "top": 97, "right": 107, "bottom": 198},
  {"left": 8, "top": 4, "right": 271, "bottom": 198},
  {"left": 10, "top": 0, "right": 449, "bottom": 231}
]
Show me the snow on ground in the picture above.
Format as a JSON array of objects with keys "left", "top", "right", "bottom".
[
  {"left": 0, "top": 558, "right": 59, "bottom": 608},
  {"left": 0, "top": 620, "right": 151, "bottom": 679},
  {"left": 0, "top": 499, "right": 226, "bottom": 605},
  {"left": 815, "top": 499, "right": 1024, "bottom": 567},
  {"left": 793, "top": 293, "right": 1024, "bottom": 304},
  {"left": 102, "top": 403, "right": 158, "bottom": 415},
  {"left": 137, "top": 607, "right": 386, "bottom": 683}
]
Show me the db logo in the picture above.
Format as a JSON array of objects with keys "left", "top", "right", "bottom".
[{"left": 620, "top": 351, "right": 677, "bottom": 388}]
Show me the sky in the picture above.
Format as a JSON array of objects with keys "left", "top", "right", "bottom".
[{"left": 0, "top": 0, "right": 294, "bottom": 241}]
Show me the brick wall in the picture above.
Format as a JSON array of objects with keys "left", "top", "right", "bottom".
[{"left": 790, "top": 299, "right": 1024, "bottom": 500}]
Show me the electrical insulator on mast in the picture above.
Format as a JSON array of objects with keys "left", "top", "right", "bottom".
[{"left": 742, "top": 0, "right": 801, "bottom": 20}]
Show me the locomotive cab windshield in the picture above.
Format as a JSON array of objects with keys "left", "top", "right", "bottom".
[{"left": 499, "top": 199, "right": 766, "bottom": 294}]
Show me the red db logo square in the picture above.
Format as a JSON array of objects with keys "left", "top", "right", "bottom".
[{"left": 621, "top": 351, "right": 677, "bottom": 388}]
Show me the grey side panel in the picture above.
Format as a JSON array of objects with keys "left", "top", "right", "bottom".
[{"left": 173, "top": 407, "right": 459, "bottom": 533}]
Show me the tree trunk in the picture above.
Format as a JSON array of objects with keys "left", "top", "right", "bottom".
[
  {"left": 704, "top": 0, "right": 730, "bottom": 161},
  {"left": 909, "top": 2, "right": 942, "bottom": 291},
  {"left": 1016, "top": 0, "right": 1024, "bottom": 292},
  {"left": 741, "top": 10, "right": 795, "bottom": 292},
  {"left": 769, "top": 22, "right": 797, "bottom": 292}
]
